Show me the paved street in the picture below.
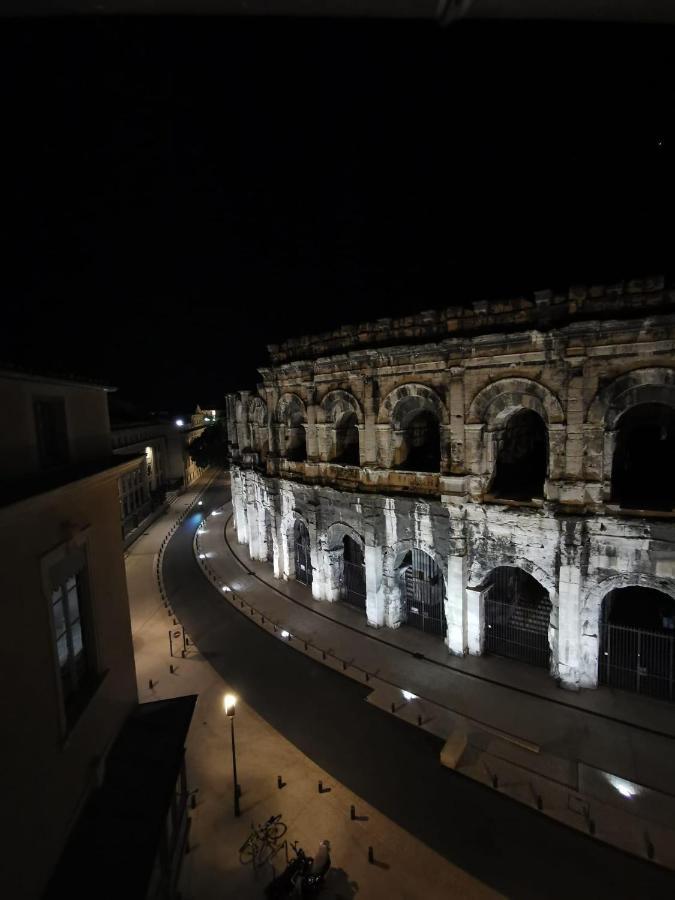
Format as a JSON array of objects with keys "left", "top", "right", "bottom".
[{"left": 157, "top": 472, "right": 675, "bottom": 900}]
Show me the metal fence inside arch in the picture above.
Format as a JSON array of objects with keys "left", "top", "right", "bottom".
[
  {"left": 400, "top": 549, "right": 446, "bottom": 637},
  {"left": 484, "top": 567, "right": 551, "bottom": 668},
  {"left": 598, "top": 587, "right": 675, "bottom": 701},
  {"left": 294, "top": 520, "right": 312, "bottom": 587},
  {"left": 342, "top": 535, "right": 366, "bottom": 610}
]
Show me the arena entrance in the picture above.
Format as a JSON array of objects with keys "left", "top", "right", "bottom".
[
  {"left": 599, "top": 587, "right": 675, "bottom": 701},
  {"left": 400, "top": 549, "right": 446, "bottom": 636},
  {"left": 294, "top": 520, "right": 312, "bottom": 587},
  {"left": 342, "top": 535, "right": 366, "bottom": 610},
  {"left": 484, "top": 567, "right": 552, "bottom": 668}
]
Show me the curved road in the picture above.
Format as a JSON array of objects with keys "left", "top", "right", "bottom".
[{"left": 163, "top": 475, "right": 675, "bottom": 900}]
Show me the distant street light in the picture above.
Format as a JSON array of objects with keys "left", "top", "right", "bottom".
[
  {"left": 175, "top": 418, "right": 184, "bottom": 427},
  {"left": 224, "top": 693, "right": 241, "bottom": 817}
]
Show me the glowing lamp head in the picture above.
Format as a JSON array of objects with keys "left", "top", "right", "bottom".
[
  {"left": 281, "top": 630, "right": 290, "bottom": 639},
  {"left": 224, "top": 693, "right": 237, "bottom": 717},
  {"left": 175, "top": 418, "right": 184, "bottom": 427},
  {"left": 401, "top": 690, "right": 418, "bottom": 702}
]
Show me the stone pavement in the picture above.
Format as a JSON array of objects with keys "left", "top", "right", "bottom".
[
  {"left": 125, "top": 472, "right": 502, "bottom": 900},
  {"left": 194, "top": 494, "right": 675, "bottom": 871}
]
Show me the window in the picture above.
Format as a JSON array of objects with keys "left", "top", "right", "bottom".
[
  {"left": 34, "top": 396, "right": 69, "bottom": 468},
  {"left": 49, "top": 562, "right": 97, "bottom": 728}
]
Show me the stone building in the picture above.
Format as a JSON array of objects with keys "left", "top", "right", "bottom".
[
  {"left": 227, "top": 277, "right": 675, "bottom": 701},
  {"left": 0, "top": 367, "right": 195, "bottom": 899}
]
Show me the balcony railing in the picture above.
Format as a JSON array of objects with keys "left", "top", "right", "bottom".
[{"left": 265, "top": 457, "right": 444, "bottom": 496}]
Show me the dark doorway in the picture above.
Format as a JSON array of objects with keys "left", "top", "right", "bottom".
[
  {"left": 611, "top": 403, "right": 675, "bottom": 510},
  {"left": 342, "top": 535, "right": 366, "bottom": 610},
  {"left": 335, "top": 412, "right": 360, "bottom": 466},
  {"left": 399, "top": 410, "right": 440, "bottom": 473},
  {"left": 599, "top": 586, "right": 675, "bottom": 701},
  {"left": 400, "top": 549, "right": 446, "bottom": 636},
  {"left": 484, "top": 567, "right": 551, "bottom": 668},
  {"left": 491, "top": 409, "right": 547, "bottom": 500},
  {"left": 286, "top": 418, "right": 307, "bottom": 462},
  {"left": 294, "top": 520, "right": 312, "bottom": 587}
]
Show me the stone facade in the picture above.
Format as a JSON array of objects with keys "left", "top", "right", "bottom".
[{"left": 226, "top": 277, "right": 675, "bottom": 694}]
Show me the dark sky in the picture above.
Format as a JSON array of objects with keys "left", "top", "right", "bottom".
[{"left": 3, "top": 16, "right": 674, "bottom": 413}]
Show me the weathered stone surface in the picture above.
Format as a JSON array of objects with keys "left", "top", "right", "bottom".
[{"left": 226, "top": 278, "right": 675, "bottom": 694}]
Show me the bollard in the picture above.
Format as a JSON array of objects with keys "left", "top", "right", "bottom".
[
  {"left": 149, "top": 679, "right": 154, "bottom": 690},
  {"left": 343, "top": 661, "right": 347, "bottom": 671},
  {"left": 169, "top": 629, "right": 174, "bottom": 657},
  {"left": 368, "top": 846, "right": 374, "bottom": 864},
  {"left": 277, "top": 775, "right": 285, "bottom": 790},
  {"left": 589, "top": 819, "right": 595, "bottom": 836},
  {"left": 536, "top": 795, "right": 543, "bottom": 811},
  {"left": 322, "top": 651, "right": 326, "bottom": 661},
  {"left": 391, "top": 702, "right": 396, "bottom": 714},
  {"left": 364, "top": 672, "right": 369, "bottom": 682},
  {"left": 350, "top": 805, "right": 355, "bottom": 821},
  {"left": 417, "top": 715, "right": 422, "bottom": 727},
  {"left": 173, "top": 617, "right": 177, "bottom": 626},
  {"left": 492, "top": 774, "right": 498, "bottom": 789},
  {"left": 191, "top": 793, "right": 197, "bottom": 810},
  {"left": 170, "top": 664, "right": 175, "bottom": 674}
]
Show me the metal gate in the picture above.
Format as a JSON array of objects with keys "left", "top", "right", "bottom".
[
  {"left": 599, "top": 623, "right": 674, "bottom": 701},
  {"left": 401, "top": 549, "right": 446, "bottom": 636},
  {"left": 342, "top": 536, "right": 366, "bottom": 610},
  {"left": 484, "top": 568, "right": 551, "bottom": 668},
  {"left": 294, "top": 520, "right": 312, "bottom": 587}
]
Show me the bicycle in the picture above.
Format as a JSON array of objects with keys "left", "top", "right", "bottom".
[{"left": 239, "top": 814, "right": 288, "bottom": 868}]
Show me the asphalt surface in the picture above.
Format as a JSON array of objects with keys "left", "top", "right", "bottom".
[{"left": 162, "top": 475, "right": 675, "bottom": 900}]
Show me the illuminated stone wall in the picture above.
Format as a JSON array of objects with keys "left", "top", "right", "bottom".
[{"left": 227, "top": 277, "right": 675, "bottom": 691}]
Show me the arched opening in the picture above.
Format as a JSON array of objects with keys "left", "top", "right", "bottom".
[
  {"left": 293, "top": 520, "right": 312, "bottom": 587},
  {"left": 484, "top": 567, "right": 552, "bottom": 668},
  {"left": 286, "top": 411, "right": 307, "bottom": 462},
  {"left": 334, "top": 412, "right": 360, "bottom": 466},
  {"left": 342, "top": 535, "right": 366, "bottom": 610},
  {"left": 611, "top": 403, "right": 675, "bottom": 510},
  {"left": 398, "top": 410, "right": 440, "bottom": 473},
  {"left": 491, "top": 410, "right": 547, "bottom": 500},
  {"left": 398, "top": 549, "right": 446, "bottom": 636},
  {"left": 599, "top": 586, "right": 675, "bottom": 700}
]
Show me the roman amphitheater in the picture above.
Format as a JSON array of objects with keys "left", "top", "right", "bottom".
[{"left": 226, "top": 276, "right": 675, "bottom": 701}]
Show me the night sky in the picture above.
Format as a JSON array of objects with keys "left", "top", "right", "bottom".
[{"left": 3, "top": 16, "right": 674, "bottom": 414}]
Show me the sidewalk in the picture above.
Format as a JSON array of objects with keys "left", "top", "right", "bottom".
[
  {"left": 195, "top": 497, "right": 675, "bottom": 870},
  {"left": 124, "top": 473, "right": 501, "bottom": 900}
]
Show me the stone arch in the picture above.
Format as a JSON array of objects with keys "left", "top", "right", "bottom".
[
  {"left": 467, "top": 377, "right": 565, "bottom": 427},
  {"left": 276, "top": 393, "right": 307, "bottom": 461},
  {"left": 468, "top": 559, "right": 559, "bottom": 673},
  {"left": 581, "top": 572, "right": 675, "bottom": 690},
  {"left": 318, "top": 389, "right": 364, "bottom": 426},
  {"left": 471, "top": 557, "right": 557, "bottom": 601},
  {"left": 585, "top": 368, "right": 675, "bottom": 503},
  {"left": 276, "top": 392, "right": 307, "bottom": 425},
  {"left": 318, "top": 522, "right": 367, "bottom": 606},
  {"left": 378, "top": 383, "right": 448, "bottom": 426},
  {"left": 248, "top": 395, "right": 268, "bottom": 427},
  {"left": 465, "top": 378, "right": 564, "bottom": 497},
  {"left": 586, "top": 367, "right": 675, "bottom": 428},
  {"left": 324, "top": 521, "right": 365, "bottom": 552}
]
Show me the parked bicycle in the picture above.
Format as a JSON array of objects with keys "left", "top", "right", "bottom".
[{"left": 239, "top": 814, "right": 288, "bottom": 868}]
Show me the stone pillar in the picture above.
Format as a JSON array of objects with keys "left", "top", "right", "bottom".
[
  {"left": 563, "top": 357, "right": 586, "bottom": 481},
  {"left": 231, "top": 469, "right": 249, "bottom": 545},
  {"left": 323, "top": 547, "right": 343, "bottom": 602},
  {"left": 280, "top": 516, "right": 295, "bottom": 580},
  {"left": 557, "top": 562, "right": 580, "bottom": 689},
  {"left": 375, "top": 424, "right": 393, "bottom": 468},
  {"left": 448, "top": 366, "right": 466, "bottom": 474},
  {"left": 439, "top": 425, "right": 452, "bottom": 475},
  {"left": 466, "top": 585, "right": 486, "bottom": 655},
  {"left": 445, "top": 538, "right": 467, "bottom": 654},
  {"left": 307, "top": 513, "right": 322, "bottom": 602},
  {"left": 315, "top": 424, "right": 333, "bottom": 462},
  {"left": 269, "top": 495, "right": 281, "bottom": 578},
  {"left": 361, "top": 377, "right": 378, "bottom": 466},
  {"left": 364, "top": 543, "right": 385, "bottom": 626},
  {"left": 306, "top": 402, "right": 319, "bottom": 462}
]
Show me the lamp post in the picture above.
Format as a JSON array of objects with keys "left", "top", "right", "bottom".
[{"left": 224, "top": 693, "right": 241, "bottom": 817}]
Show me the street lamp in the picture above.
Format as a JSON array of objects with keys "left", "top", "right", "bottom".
[{"left": 224, "top": 693, "right": 241, "bottom": 817}]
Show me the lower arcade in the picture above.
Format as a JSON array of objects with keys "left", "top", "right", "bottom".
[{"left": 231, "top": 467, "right": 675, "bottom": 702}]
